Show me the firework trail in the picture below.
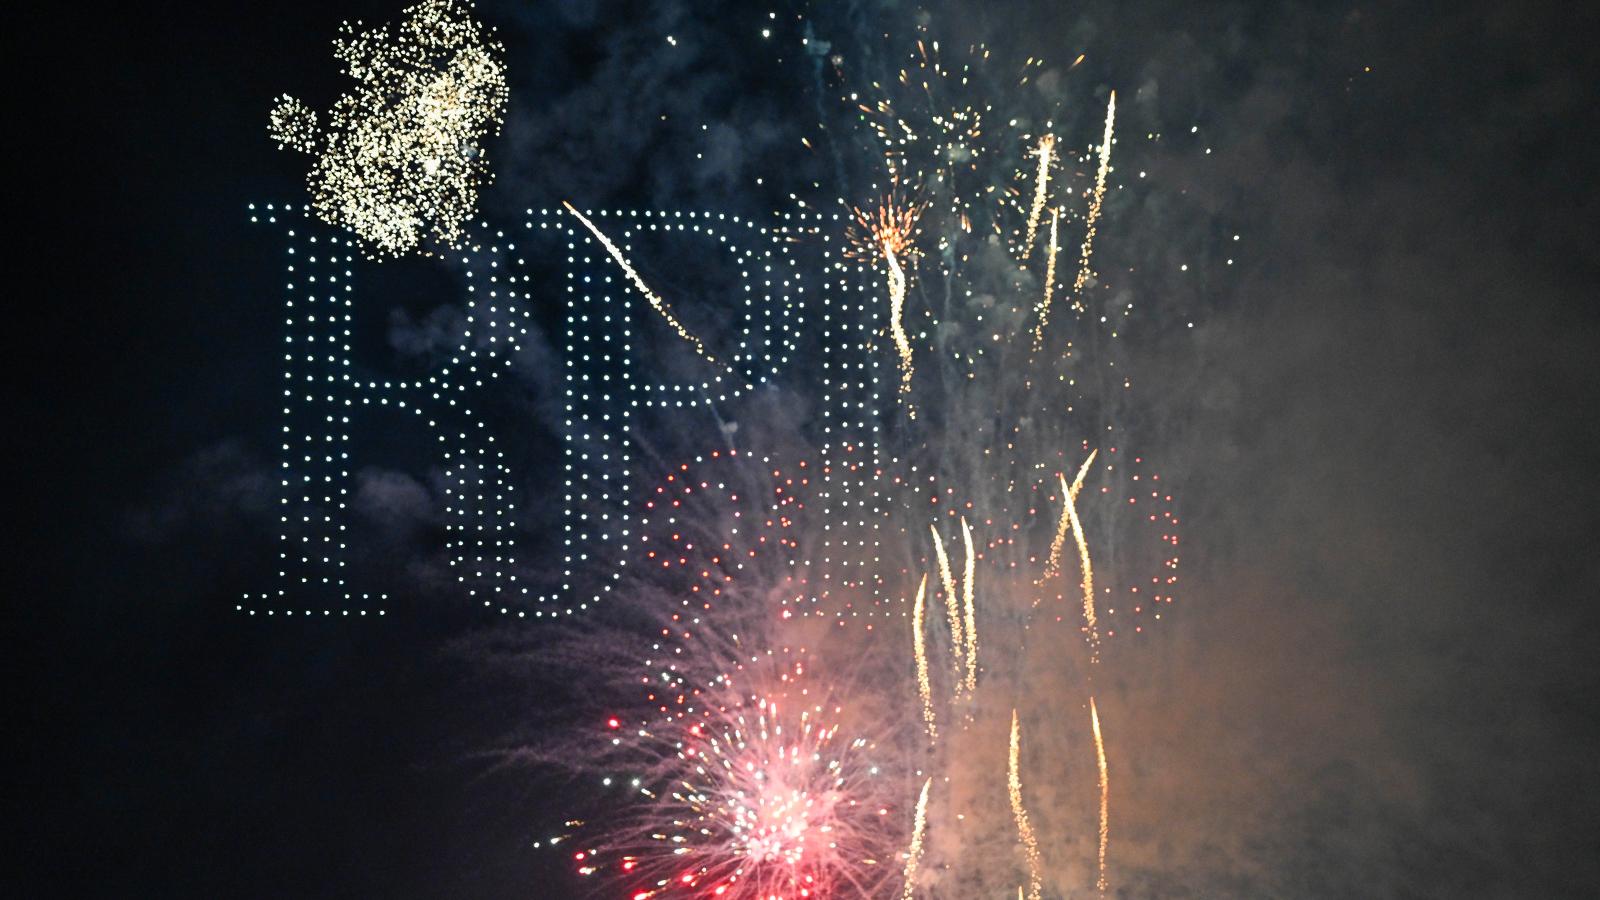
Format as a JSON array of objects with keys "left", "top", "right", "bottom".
[
  {"left": 851, "top": 198, "right": 925, "bottom": 415},
  {"left": 930, "top": 524, "right": 965, "bottom": 694},
  {"left": 886, "top": 245, "right": 915, "bottom": 415},
  {"left": 901, "top": 777, "right": 932, "bottom": 899},
  {"left": 1031, "top": 207, "right": 1062, "bottom": 350},
  {"left": 1020, "top": 133, "right": 1055, "bottom": 258},
  {"left": 911, "top": 574, "right": 937, "bottom": 742},
  {"left": 1064, "top": 457, "right": 1101, "bottom": 658},
  {"left": 1091, "top": 696, "right": 1110, "bottom": 895},
  {"left": 960, "top": 516, "right": 979, "bottom": 698},
  {"left": 1009, "top": 709, "right": 1043, "bottom": 900},
  {"left": 561, "top": 200, "right": 723, "bottom": 369},
  {"left": 1070, "top": 92, "right": 1116, "bottom": 313},
  {"left": 1042, "top": 449, "right": 1099, "bottom": 583}
]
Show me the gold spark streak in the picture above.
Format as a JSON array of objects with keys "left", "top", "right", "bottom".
[
  {"left": 561, "top": 201, "right": 721, "bottom": 368},
  {"left": 1041, "top": 449, "right": 1098, "bottom": 583},
  {"left": 1009, "top": 710, "right": 1043, "bottom": 900},
  {"left": 1071, "top": 92, "right": 1115, "bottom": 313},
  {"left": 1021, "top": 134, "right": 1056, "bottom": 258},
  {"left": 1031, "top": 207, "right": 1061, "bottom": 350},
  {"left": 885, "top": 245, "right": 916, "bottom": 415},
  {"left": 1091, "top": 697, "right": 1110, "bottom": 895},
  {"left": 911, "top": 574, "right": 937, "bottom": 742},
  {"left": 931, "top": 524, "right": 965, "bottom": 692},
  {"left": 902, "top": 777, "right": 933, "bottom": 899},
  {"left": 1064, "top": 456, "right": 1100, "bottom": 659},
  {"left": 960, "top": 516, "right": 979, "bottom": 697}
]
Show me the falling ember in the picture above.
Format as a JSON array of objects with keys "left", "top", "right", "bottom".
[
  {"left": 1091, "top": 697, "right": 1110, "bottom": 895},
  {"left": 1070, "top": 92, "right": 1116, "bottom": 313},
  {"left": 911, "top": 574, "right": 937, "bottom": 742},
  {"left": 960, "top": 516, "right": 979, "bottom": 698},
  {"left": 1041, "top": 449, "right": 1098, "bottom": 582},
  {"left": 1009, "top": 710, "right": 1043, "bottom": 900},
  {"left": 562, "top": 201, "right": 723, "bottom": 369},
  {"left": 1021, "top": 134, "right": 1056, "bottom": 258},
  {"left": 1031, "top": 207, "right": 1061, "bottom": 350},
  {"left": 931, "top": 524, "right": 965, "bottom": 694},
  {"left": 901, "top": 778, "right": 932, "bottom": 899}
]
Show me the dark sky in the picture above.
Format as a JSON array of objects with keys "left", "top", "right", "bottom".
[{"left": 20, "top": 0, "right": 1600, "bottom": 897}]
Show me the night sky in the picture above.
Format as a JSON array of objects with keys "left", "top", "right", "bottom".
[{"left": 21, "top": 0, "right": 1600, "bottom": 896}]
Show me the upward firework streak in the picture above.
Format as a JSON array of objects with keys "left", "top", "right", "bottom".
[
  {"left": 1021, "top": 134, "right": 1055, "bottom": 258},
  {"left": 911, "top": 574, "right": 937, "bottom": 742},
  {"left": 1091, "top": 697, "right": 1110, "bottom": 895},
  {"left": 561, "top": 201, "right": 723, "bottom": 369},
  {"left": 886, "top": 246, "right": 914, "bottom": 415},
  {"left": 1071, "top": 92, "right": 1116, "bottom": 312},
  {"left": 1009, "top": 710, "right": 1043, "bottom": 900},
  {"left": 901, "top": 778, "right": 932, "bottom": 899},
  {"left": 931, "top": 524, "right": 965, "bottom": 693},
  {"left": 1042, "top": 449, "right": 1099, "bottom": 583},
  {"left": 1031, "top": 207, "right": 1062, "bottom": 350},
  {"left": 850, "top": 198, "right": 924, "bottom": 415},
  {"left": 960, "top": 517, "right": 979, "bottom": 697},
  {"left": 1063, "top": 458, "right": 1101, "bottom": 659}
]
